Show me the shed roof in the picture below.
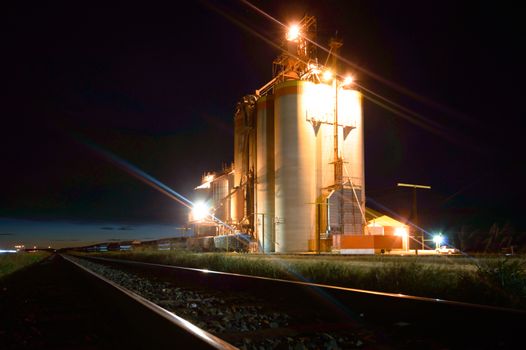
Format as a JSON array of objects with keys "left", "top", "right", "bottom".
[{"left": 367, "top": 214, "right": 407, "bottom": 228}]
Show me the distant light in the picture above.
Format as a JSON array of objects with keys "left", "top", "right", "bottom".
[
  {"left": 192, "top": 201, "right": 210, "bottom": 221},
  {"left": 322, "top": 70, "right": 333, "bottom": 82},
  {"left": 395, "top": 227, "right": 408, "bottom": 237},
  {"left": 433, "top": 235, "right": 444, "bottom": 245},
  {"left": 286, "top": 24, "right": 300, "bottom": 41},
  {"left": 342, "top": 75, "right": 353, "bottom": 86}
]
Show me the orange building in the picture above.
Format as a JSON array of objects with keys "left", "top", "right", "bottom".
[{"left": 332, "top": 208, "right": 410, "bottom": 254}]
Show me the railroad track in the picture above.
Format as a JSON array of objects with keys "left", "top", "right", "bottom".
[
  {"left": 62, "top": 254, "right": 237, "bottom": 349},
  {"left": 0, "top": 254, "right": 236, "bottom": 350},
  {"left": 67, "top": 254, "right": 526, "bottom": 349}
]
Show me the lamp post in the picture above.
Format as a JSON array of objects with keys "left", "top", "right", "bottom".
[
  {"left": 397, "top": 182, "right": 431, "bottom": 249},
  {"left": 333, "top": 75, "right": 344, "bottom": 236}
]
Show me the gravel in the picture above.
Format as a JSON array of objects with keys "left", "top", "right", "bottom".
[{"left": 71, "top": 256, "right": 367, "bottom": 349}]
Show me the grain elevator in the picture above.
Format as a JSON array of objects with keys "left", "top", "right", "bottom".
[{"left": 190, "top": 16, "right": 366, "bottom": 253}]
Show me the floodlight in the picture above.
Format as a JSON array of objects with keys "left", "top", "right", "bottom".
[
  {"left": 322, "top": 70, "right": 333, "bottom": 82},
  {"left": 342, "top": 75, "right": 353, "bottom": 86},
  {"left": 395, "top": 227, "right": 408, "bottom": 237},
  {"left": 286, "top": 24, "right": 300, "bottom": 41},
  {"left": 192, "top": 201, "right": 210, "bottom": 221}
]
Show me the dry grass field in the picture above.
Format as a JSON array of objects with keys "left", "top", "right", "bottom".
[
  {"left": 0, "top": 252, "right": 50, "bottom": 279},
  {"left": 79, "top": 249, "right": 526, "bottom": 310}
]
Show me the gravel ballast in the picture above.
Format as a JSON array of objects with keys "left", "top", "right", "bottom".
[{"left": 70, "top": 256, "right": 370, "bottom": 349}]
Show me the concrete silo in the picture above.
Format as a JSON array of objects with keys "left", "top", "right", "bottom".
[
  {"left": 190, "top": 15, "right": 367, "bottom": 253},
  {"left": 274, "top": 80, "right": 318, "bottom": 253},
  {"left": 255, "top": 95, "right": 275, "bottom": 252}
]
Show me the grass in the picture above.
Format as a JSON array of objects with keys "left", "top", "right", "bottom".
[
  {"left": 0, "top": 252, "right": 50, "bottom": 279},
  {"left": 76, "top": 249, "right": 526, "bottom": 310}
]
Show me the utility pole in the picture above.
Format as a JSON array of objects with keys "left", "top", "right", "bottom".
[
  {"left": 397, "top": 183, "right": 431, "bottom": 250},
  {"left": 328, "top": 38, "right": 344, "bottom": 236}
]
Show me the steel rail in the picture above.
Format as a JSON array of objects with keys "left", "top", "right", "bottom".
[
  {"left": 74, "top": 254, "right": 526, "bottom": 348},
  {"left": 81, "top": 255, "right": 526, "bottom": 315},
  {"left": 61, "top": 254, "right": 238, "bottom": 350}
]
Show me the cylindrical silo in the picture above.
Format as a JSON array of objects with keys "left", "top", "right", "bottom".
[
  {"left": 341, "top": 89, "right": 365, "bottom": 202},
  {"left": 340, "top": 89, "right": 365, "bottom": 235},
  {"left": 232, "top": 103, "right": 245, "bottom": 225},
  {"left": 274, "top": 80, "right": 317, "bottom": 253},
  {"left": 232, "top": 96, "right": 257, "bottom": 231},
  {"left": 255, "top": 95, "right": 275, "bottom": 252}
]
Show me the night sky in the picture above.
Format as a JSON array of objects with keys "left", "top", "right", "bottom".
[{"left": 1, "top": 0, "right": 524, "bottom": 248}]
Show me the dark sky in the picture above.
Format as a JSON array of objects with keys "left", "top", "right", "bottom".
[{"left": 2, "top": 0, "right": 525, "bottom": 246}]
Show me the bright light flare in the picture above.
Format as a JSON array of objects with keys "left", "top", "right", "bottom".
[
  {"left": 342, "top": 75, "right": 354, "bottom": 86},
  {"left": 433, "top": 234, "right": 444, "bottom": 245},
  {"left": 286, "top": 24, "right": 300, "bottom": 41},
  {"left": 395, "top": 227, "right": 408, "bottom": 237},
  {"left": 192, "top": 201, "right": 210, "bottom": 221},
  {"left": 322, "top": 70, "right": 333, "bottom": 82}
]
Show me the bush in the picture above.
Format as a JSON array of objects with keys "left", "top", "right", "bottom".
[{"left": 472, "top": 258, "right": 526, "bottom": 308}]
